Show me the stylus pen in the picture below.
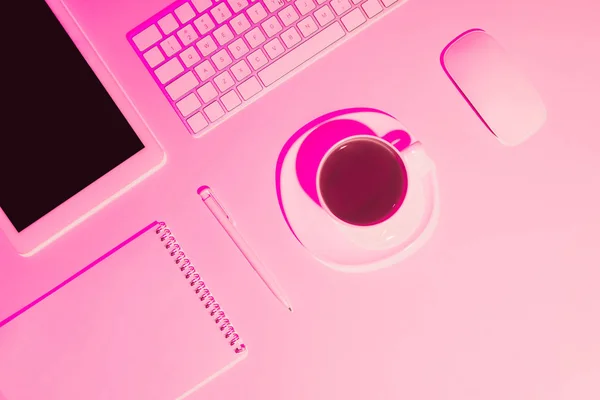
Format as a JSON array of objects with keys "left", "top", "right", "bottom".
[{"left": 198, "top": 186, "right": 293, "bottom": 312}]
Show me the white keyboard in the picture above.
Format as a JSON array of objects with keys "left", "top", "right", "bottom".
[{"left": 128, "top": 0, "right": 408, "bottom": 136}]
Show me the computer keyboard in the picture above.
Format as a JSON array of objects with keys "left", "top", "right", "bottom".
[{"left": 128, "top": 0, "right": 408, "bottom": 137}]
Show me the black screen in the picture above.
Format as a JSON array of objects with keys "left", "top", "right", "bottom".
[{"left": 0, "top": 2, "right": 145, "bottom": 232}]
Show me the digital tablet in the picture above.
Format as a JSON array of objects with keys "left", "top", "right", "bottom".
[{"left": 0, "top": 1, "right": 166, "bottom": 256}]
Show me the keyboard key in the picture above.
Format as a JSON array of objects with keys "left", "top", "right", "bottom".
[
  {"left": 281, "top": 27, "right": 301, "bottom": 48},
  {"left": 211, "top": 49, "right": 233, "bottom": 70},
  {"left": 188, "top": 111, "right": 208, "bottom": 133},
  {"left": 248, "top": 3, "right": 268, "bottom": 23},
  {"left": 245, "top": 27, "right": 266, "bottom": 48},
  {"left": 205, "top": 101, "right": 225, "bottom": 122},
  {"left": 238, "top": 76, "right": 263, "bottom": 100},
  {"left": 258, "top": 22, "right": 345, "bottom": 86},
  {"left": 315, "top": 5, "right": 335, "bottom": 26},
  {"left": 382, "top": 0, "right": 398, "bottom": 6},
  {"left": 176, "top": 92, "right": 202, "bottom": 116},
  {"left": 215, "top": 70, "right": 235, "bottom": 91},
  {"left": 265, "top": 0, "right": 285, "bottom": 12},
  {"left": 221, "top": 90, "right": 242, "bottom": 111},
  {"left": 165, "top": 71, "right": 199, "bottom": 99},
  {"left": 192, "top": 0, "right": 212, "bottom": 13},
  {"left": 227, "top": 0, "right": 248, "bottom": 13},
  {"left": 180, "top": 46, "right": 202, "bottom": 67},
  {"left": 158, "top": 14, "right": 179, "bottom": 35},
  {"left": 262, "top": 16, "right": 282, "bottom": 37},
  {"left": 331, "top": 0, "right": 351, "bottom": 15},
  {"left": 341, "top": 8, "right": 366, "bottom": 31},
  {"left": 229, "top": 38, "right": 249, "bottom": 59},
  {"left": 175, "top": 2, "right": 196, "bottom": 23},
  {"left": 298, "top": 16, "right": 318, "bottom": 37},
  {"left": 198, "top": 82, "right": 219, "bottom": 102},
  {"left": 214, "top": 25, "right": 235, "bottom": 46},
  {"left": 132, "top": 25, "right": 162, "bottom": 51},
  {"left": 278, "top": 6, "right": 299, "bottom": 26},
  {"left": 211, "top": 3, "right": 232, "bottom": 24},
  {"left": 177, "top": 25, "right": 199, "bottom": 46},
  {"left": 362, "top": 0, "right": 383, "bottom": 17},
  {"left": 295, "top": 0, "right": 316, "bottom": 15},
  {"left": 231, "top": 14, "right": 251, "bottom": 35},
  {"left": 161, "top": 36, "right": 182, "bottom": 57},
  {"left": 194, "top": 14, "right": 215, "bottom": 35},
  {"left": 197, "top": 35, "right": 218, "bottom": 56},
  {"left": 194, "top": 60, "right": 216, "bottom": 81},
  {"left": 156, "top": 58, "right": 184, "bottom": 84},
  {"left": 248, "top": 48, "right": 268, "bottom": 70},
  {"left": 265, "top": 38, "right": 285, "bottom": 59},
  {"left": 232, "top": 60, "right": 252, "bottom": 80},
  {"left": 143, "top": 47, "right": 165, "bottom": 68}
]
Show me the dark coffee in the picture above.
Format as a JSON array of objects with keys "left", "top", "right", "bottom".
[{"left": 319, "top": 138, "right": 408, "bottom": 226}]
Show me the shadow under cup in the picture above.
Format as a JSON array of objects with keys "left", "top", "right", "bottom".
[{"left": 318, "top": 137, "right": 408, "bottom": 226}]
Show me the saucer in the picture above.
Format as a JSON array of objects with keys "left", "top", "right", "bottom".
[{"left": 277, "top": 109, "right": 441, "bottom": 273}]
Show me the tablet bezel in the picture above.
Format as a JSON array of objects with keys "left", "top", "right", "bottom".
[{"left": 0, "top": 0, "right": 166, "bottom": 256}]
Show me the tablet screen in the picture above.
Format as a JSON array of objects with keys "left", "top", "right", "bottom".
[{"left": 0, "top": 2, "right": 145, "bottom": 233}]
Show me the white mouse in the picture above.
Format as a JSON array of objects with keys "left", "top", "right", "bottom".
[{"left": 441, "top": 29, "right": 547, "bottom": 146}]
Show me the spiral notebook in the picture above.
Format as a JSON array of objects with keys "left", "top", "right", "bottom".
[{"left": 0, "top": 221, "right": 247, "bottom": 400}]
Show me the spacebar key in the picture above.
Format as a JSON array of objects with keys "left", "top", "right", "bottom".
[{"left": 258, "top": 22, "right": 345, "bottom": 86}]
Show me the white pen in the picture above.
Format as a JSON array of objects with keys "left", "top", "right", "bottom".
[{"left": 198, "top": 186, "right": 293, "bottom": 312}]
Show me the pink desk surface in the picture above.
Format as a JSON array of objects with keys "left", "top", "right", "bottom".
[{"left": 2, "top": 0, "right": 600, "bottom": 398}]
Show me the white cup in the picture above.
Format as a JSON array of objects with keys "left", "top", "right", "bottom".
[{"left": 316, "top": 135, "right": 434, "bottom": 250}]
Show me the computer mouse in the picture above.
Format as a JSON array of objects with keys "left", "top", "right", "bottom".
[{"left": 441, "top": 29, "right": 547, "bottom": 146}]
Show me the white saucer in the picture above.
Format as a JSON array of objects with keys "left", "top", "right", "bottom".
[{"left": 277, "top": 109, "right": 441, "bottom": 273}]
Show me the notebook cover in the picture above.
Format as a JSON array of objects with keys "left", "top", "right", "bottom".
[{"left": 0, "top": 221, "right": 247, "bottom": 400}]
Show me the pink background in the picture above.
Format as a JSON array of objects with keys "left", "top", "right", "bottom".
[{"left": 2, "top": 0, "right": 600, "bottom": 398}]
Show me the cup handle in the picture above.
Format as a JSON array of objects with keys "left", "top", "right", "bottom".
[
  {"left": 398, "top": 141, "right": 434, "bottom": 177},
  {"left": 382, "top": 130, "right": 412, "bottom": 149}
]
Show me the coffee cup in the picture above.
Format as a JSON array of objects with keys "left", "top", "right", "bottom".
[
  {"left": 316, "top": 134, "right": 431, "bottom": 231},
  {"left": 279, "top": 109, "right": 439, "bottom": 269}
]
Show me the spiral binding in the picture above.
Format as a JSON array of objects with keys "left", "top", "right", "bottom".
[{"left": 155, "top": 222, "right": 246, "bottom": 354}]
